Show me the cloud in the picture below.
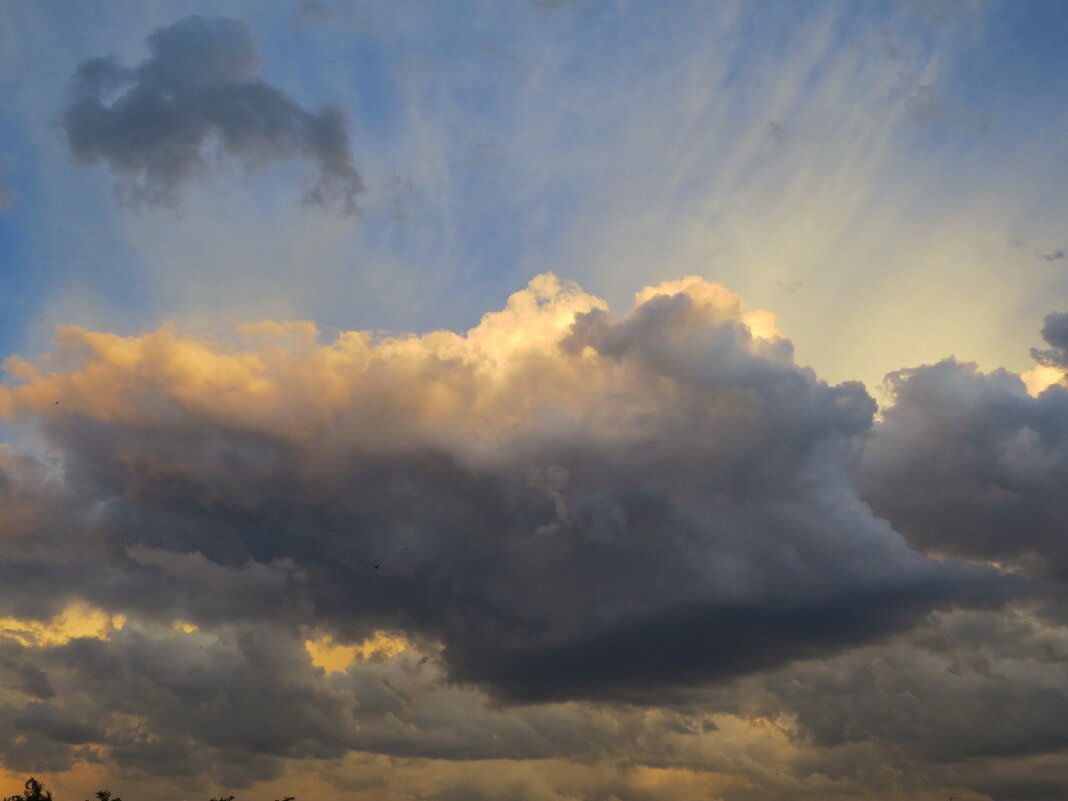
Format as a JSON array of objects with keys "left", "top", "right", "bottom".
[
  {"left": 1031, "top": 311, "right": 1068, "bottom": 369},
  {"left": 0, "top": 164, "right": 14, "bottom": 212},
  {"left": 0, "top": 274, "right": 1008, "bottom": 712},
  {"left": 858, "top": 315, "right": 1068, "bottom": 579},
  {"left": 9, "top": 601, "right": 1068, "bottom": 800},
  {"left": 61, "top": 15, "right": 363, "bottom": 213}
]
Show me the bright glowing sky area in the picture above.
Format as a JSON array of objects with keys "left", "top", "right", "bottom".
[{"left": 2, "top": 2, "right": 1068, "bottom": 800}]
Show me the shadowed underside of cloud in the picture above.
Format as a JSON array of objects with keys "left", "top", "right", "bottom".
[
  {"left": 61, "top": 15, "right": 363, "bottom": 213},
  {"left": 0, "top": 274, "right": 1009, "bottom": 707}
]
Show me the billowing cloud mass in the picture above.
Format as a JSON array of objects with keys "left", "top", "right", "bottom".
[
  {"left": 0, "top": 275, "right": 1065, "bottom": 799},
  {"left": 858, "top": 313, "right": 1068, "bottom": 580},
  {"left": 61, "top": 16, "right": 363, "bottom": 213},
  {"left": 0, "top": 274, "right": 1006, "bottom": 704}
]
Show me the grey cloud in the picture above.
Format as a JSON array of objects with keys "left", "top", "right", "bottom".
[
  {"left": 858, "top": 346, "right": 1068, "bottom": 578},
  {"left": 13, "top": 701, "right": 100, "bottom": 745},
  {"left": 0, "top": 277, "right": 1031, "bottom": 790},
  {"left": 0, "top": 282, "right": 1012, "bottom": 709},
  {"left": 0, "top": 164, "right": 15, "bottom": 212},
  {"left": 1031, "top": 311, "right": 1068, "bottom": 368},
  {"left": 2, "top": 594, "right": 1066, "bottom": 797},
  {"left": 62, "top": 15, "right": 363, "bottom": 213},
  {"left": 1041, "top": 249, "right": 1065, "bottom": 262},
  {"left": 0, "top": 621, "right": 667, "bottom": 782}
]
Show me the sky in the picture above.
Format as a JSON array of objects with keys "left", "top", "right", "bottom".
[{"left": 1, "top": 1, "right": 1068, "bottom": 799}]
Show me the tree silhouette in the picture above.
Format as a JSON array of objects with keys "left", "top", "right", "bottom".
[
  {"left": 3, "top": 778, "right": 296, "bottom": 801},
  {"left": 4, "top": 778, "right": 52, "bottom": 801}
]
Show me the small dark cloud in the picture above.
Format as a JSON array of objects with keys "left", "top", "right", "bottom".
[
  {"left": 766, "top": 121, "right": 787, "bottom": 148},
  {"left": 62, "top": 15, "right": 364, "bottom": 214},
  {"left": 0, "top": 164, "right": 15, "bottom": 212},
  {"left": 531, "top": 0, "right": 580, "bottom": 12},
  {"left": 294, "top": 0, "right": 334, "bottom": 23},
  {"left": 1031, "top": 311, "right": 1068, "bottom": 368},
  {"left": 778, "top": 279, "right": 804, "bottom": 293},
  {"left": 1041, "top": 249, "right": 1066, "bottom": 262}
]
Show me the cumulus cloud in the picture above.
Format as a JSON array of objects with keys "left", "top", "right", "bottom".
[
  {"left": 858, "top": 315, "right": 1068, "bottom": 580},
  {"left": 0, "top": 274, "right": 1008, "bottom": 722},
  {"left": 61, "top": 15, "right": 363, "bottom": 213},
  {"left": 0, "top": 275, "right": 1042, "bottom": 797}
]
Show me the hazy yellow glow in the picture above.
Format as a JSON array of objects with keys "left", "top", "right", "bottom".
[
  {"left": 0, "top": 603, "right": 126, "bottom": 647},
  {"left": 171, "top": 620, "right": 198, "bottom": 633},
  {"left": 741, "top": 308, "right": 783, "bottom": 341},
  {"left": 1021, "top": 363, "right": 1066, "bottom": 397},
  {"left": 305, "top": 631, "right": 410, "bottom": 672}
]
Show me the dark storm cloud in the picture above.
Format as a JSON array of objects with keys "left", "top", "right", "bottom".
[
  {"left": 858, "top": 331, "right": 1068, "bottom": 579},
  {"left": 62, "top": 15, "right": 363, "bottom": 213},
  {"left": 0, "top": 276, "right": 1011, "bottom": 715}
]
